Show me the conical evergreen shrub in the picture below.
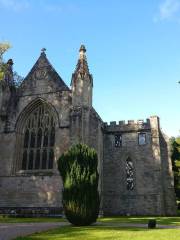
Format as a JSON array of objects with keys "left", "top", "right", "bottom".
[{"left": 58, "top": 144, "right": 100, "bottom": 226}]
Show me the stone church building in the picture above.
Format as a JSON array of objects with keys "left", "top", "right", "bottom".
[{"left": 0, "top": 45, "right": 177, "bottom": 216}]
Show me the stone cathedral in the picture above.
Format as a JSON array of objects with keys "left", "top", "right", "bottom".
[{"left": 0, "top": 45, "right": 177, "bottom": 216}]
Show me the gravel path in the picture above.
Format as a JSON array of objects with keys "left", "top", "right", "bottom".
[{"left": 0, "top": 222, "right": 69, "bottom": 240}]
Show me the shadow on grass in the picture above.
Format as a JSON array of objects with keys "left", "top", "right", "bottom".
[{"left": 14, "top": 225, "right": 177, "bottom": 240}]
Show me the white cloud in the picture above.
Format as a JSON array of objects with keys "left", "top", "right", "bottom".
[
  {"left": 159, "top": 0, "right": 180, "bottom": 20},
  {"left": 43, "top": 4, "right": 63, "bottom": 13},
  {"left": 0, "top": 0, "right": 29, "bottom": 11},
  {"left": 0, "top": 0, "right": 79, "bottom": 14},
  {"left": 40, "top": 1, "right": 79, "bottom": 14}
]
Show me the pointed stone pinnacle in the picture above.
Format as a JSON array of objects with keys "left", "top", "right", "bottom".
[{"left": 41, "top": 48, "right": 46, "bottom": 54}]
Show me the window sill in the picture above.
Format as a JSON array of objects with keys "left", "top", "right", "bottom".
[{"left": 15, "top": 169, "right": 59, "bottom": 176}]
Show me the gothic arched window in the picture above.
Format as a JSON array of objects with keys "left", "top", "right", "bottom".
[
  {"left": 21, "top": 104, "right": 56, "bottom": 171},
  {"left": 126, "top": 157, "right": 135, "bottom": 190}
]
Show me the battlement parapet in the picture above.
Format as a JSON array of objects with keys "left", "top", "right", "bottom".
[{"left": 104, "top": 118, "right": 151, "bottom": 132}]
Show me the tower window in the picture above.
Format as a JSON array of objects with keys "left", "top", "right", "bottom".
[
  {"left": 115, "top": 134, "right": 122, "bottom": 147},
  {"left": 138, "top": 133, "right": 146, "bottom": 145},
  {"left": 126, "top": 157, "right": 134, "bottom": 190}
]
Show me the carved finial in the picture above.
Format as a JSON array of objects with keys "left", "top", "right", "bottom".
[
  {"left": 79, "top": 44, "right": 86, "bottom": 60},
  {"left": 7, "top": 59, "right": 13, "bottom": 66},
  {"left": 41, "top": 48, "right": 46, "bottom": 54},
  {"left": 79, "top": 44, "right": 86, "bottom": 53}
]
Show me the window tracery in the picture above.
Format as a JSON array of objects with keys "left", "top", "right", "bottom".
[{"left": 21, "top": 104, "right": 55, "bottom": 171}]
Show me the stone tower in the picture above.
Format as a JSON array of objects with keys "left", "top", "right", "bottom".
[
  {"left": 70, "top": 45, "right": 94, "bottom": 145},
  {"left": 71, "top": 45, "right": 93, "bottom": 107}
]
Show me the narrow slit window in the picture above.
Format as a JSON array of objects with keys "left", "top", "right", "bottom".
[{"left": 115, "top": 134, "right": 122, "bottom": 147}]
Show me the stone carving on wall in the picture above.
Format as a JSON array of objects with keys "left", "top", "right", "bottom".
[
  {"left": 33, "top": 69, "right": 47, "bottom": 80},
  {"left": 126, "top": 157, "right": 134, "bottom": 190}
]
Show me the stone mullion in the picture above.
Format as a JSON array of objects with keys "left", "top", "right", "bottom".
[
  {"left": 40, "top": 123, "right": 45, "bottom": 169},
  {"left": 17, "top": 133, "right": 24, "bottom": 172},
  {"left": 25, "top": 117, "right": 31, "bottom": 170},
  {"left": 33, "top": 119, "right": 38, "bottom": 169},
  {"left": 46, "top": 127, "right": 50, "bottom": 169},
  {"left": 26, "top": 148, "right": 30, "bottom": 170},
  {"left": 36, "top": 109, "right": 41, "bottom": 170}
]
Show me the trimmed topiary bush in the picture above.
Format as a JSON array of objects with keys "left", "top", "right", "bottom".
[{"left": 58, "top": 144, "right": 100, "bottom": 226}]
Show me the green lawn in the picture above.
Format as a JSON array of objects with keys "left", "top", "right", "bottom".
[
  {"left": 0, "top": 216, "right": 180, "bottom": 240},
  {"left": 14, "top": 225, "right": 180, "bottom": 240},
  {"left": 0, "top": 215, "right": 180, "bottom": 225},
  {"left": 99, "top": 216, "right": 180, "bottom": 225}
]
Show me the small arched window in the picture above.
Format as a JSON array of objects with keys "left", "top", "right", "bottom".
[
  {"left": 126, "top": 157, "right": 135, "bottom": 190},
  {"left": 20, "top": 104, "right": 55, "bottom": 171}
]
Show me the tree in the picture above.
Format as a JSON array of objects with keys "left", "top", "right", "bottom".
[
  {"left": 0, "top": 42, "right": 11, "bottom": 62},
  {"left": 0, "top": 42, "right": 11, "bottom": 81},
  {"left": 170, "top": 137, "right": 180, "bottom": 201},
  {"left": 58, "top": 144, "right": 100, "bottom": 226},
  {"left": 0, "top": 42, "right": 23, "bottom": 86}
]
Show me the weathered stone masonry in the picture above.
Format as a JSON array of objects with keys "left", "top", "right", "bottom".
[{"left": 0, "top": 46, "right": 177, "bottom": 215}]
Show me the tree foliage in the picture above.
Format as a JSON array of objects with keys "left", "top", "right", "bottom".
[
  {"left": 0, "top": 42, "right": 11, "bottom": 62},
  {"left": 0, "top": 42, "right": 11, "bottom": 81},
  {"left": 0, "top": 42, "right": 23, "bottom": 86},
  {"left": 170, "top": 137, "right": 180, "bottom": 200},
  {"left": 58, "top": 144, "right": 100, "bottom": 226}
]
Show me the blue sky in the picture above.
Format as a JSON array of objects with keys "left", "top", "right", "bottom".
[{"left": 1, "top": 0, "right": 180, "bottom": 137}]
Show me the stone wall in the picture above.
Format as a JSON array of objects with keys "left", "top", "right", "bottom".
[
  {"left": 103, "top": 117, "right": 177, "bottom": 216},
  {"left": 70, "top": 106, "right": 104, "bottom": 201},
  {"left": 0, "top": 86, "right": 71, "bottom": 210},
  {"left": 159, "top": 131, "right": 177, "bottom": 215},
  {"left": 0, "top": 175, "right": 62, "bottom": 208}
]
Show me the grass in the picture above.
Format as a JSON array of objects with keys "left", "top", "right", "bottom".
[
  {"left": 14, "top": 225, "right": 180, "bottom": 240},
  {"left": 99, "top": 216, "right": 180, "bottom": 225},
  {"left": 0, "top": 216, "right": 66, "bottom": 223},
  {"left": 1, "top": 215, "right": 179, "bottom": 225},
  {"left": 0, "top": 216, "right": 179, "bottom": 240}
]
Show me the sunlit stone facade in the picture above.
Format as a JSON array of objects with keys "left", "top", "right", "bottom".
[{"left": 0, "top": 46, "right": 177, "bottom": 216}]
